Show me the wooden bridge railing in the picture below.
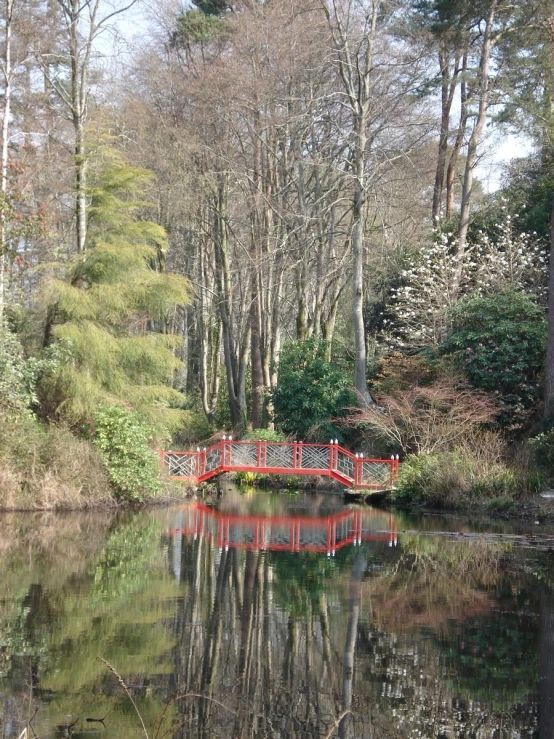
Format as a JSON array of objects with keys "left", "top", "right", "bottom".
[{"left": 160, "top": 439, "right": 400, "bottom": 490}]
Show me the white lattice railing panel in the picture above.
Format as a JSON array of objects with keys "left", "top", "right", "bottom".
[
  {"left": 362, "top": 461, "right": 392, "bottom": 486},
  {"left": 205, "top": 446, "right": 222, "bottom": 474},
  {"left": 336, "top": 451, "right": 355, "bottom": 479},
  {"left": 228, "top": 526, "right": 255, "bottom": 545},
  {"left": 229, "top": 443, "right": 258, "bottom": 467},
  {"left": 165, "top": 453, "right": 197, "bottom": 478},
  {"left": 300, "top": 445, "right": 330, "bottom": 470},
  {"left": 269, "top": 528, "right": 293, "bottom": 546},
  {"left": 298, "top": 530, "right": 328, "bottom": 547},
  {"left": 265, "top": 444, "right": 294, "bottom": 469}
]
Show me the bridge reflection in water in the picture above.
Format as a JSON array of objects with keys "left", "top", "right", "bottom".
[{"left": 167, "top": 503, "right": 398, "bottom": 556}]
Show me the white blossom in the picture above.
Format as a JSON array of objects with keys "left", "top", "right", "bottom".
[{"left": 383, "top": 217, "right": 548, "bottom": 350}]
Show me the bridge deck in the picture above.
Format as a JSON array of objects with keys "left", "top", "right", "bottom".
[{"left": 160, "top": 440, "right": 399, "bottom": 490}]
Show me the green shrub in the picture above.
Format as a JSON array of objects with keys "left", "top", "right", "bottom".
[
  {"left": 441, "top": 289, "right": 546, "bottom": 427},
  {"left": 284, "top": 475, "right": 302, "bottom": 489},
  {"left": 93, "top": 406, "right": 162, "bottom": 501},
  {"left": 244, "top": 428, "right": 287, "bottom": 442},
  {"left": 271, "top": 338, "right": 356, "bottom": 442},
  {"left": 529, "top": 429, "right": 554, "bottom": 469},
  {"left": 0, "top": 324, "right": 37, "bottom": 419}
]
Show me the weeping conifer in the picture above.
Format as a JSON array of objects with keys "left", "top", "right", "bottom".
[{"left": 39, "top": 151, "right": 191, "bottom": 441}]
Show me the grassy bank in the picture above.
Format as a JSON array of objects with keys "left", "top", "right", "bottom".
[
  {"left": 388, "top": 442, "right": 546, "bottom": 516},
  {"left": 0, "top": 415, "right": 192, "bottom": 511}
]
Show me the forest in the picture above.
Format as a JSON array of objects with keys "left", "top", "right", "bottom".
[{"left": 1, "top": 0, "right": 554, "bottom": 507}]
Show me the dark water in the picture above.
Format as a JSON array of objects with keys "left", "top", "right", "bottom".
[{"left": 0, "top": 489, "right": 553, "bottom": 738}]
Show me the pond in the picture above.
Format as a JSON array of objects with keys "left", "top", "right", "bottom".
[{"left": 0, "top": 488, "right": 552, "bottom": 738}]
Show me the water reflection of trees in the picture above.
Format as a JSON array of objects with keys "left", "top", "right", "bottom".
[
  {"left": 0, "top": 512, "right": 178, "bottom": 738},
  {"left": 168, "top": 526, "right": 541, "bottom": 738},
  {"left": 0, "top": 508, "right": 546, "bottom": 738}
]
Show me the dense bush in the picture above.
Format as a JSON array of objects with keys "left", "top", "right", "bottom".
[
  {"left": 244, "top": 428, "right": 286, "bottom": 442},
  {"left": 0, "top": 324, "right": 37, "bottom": 418},
  {"left": 529, "top": 429, "right": 554, "bottom": 476},
  {"left": 441, "top": 289, "right": 546, "bottom": 427},
  {"left": 93, "top": 406, "right": 162, "bottom": 501},
  {"left": 271, "top": 338, "right": 356, "bottom": 442}
]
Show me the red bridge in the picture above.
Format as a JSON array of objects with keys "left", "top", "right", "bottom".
[
  {"left": 168, "top": 503, "right": 399, "bottom": 555},
  {"left": 160, "top": 439, "right": 400, "bottom": 490}
]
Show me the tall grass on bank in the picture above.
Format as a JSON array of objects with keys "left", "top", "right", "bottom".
[
  {"left": 0, "top": 418, "right": 114, "bottom": 510},
  {"left": 393, "top": 436, "right": 544, "bottom": 509}
]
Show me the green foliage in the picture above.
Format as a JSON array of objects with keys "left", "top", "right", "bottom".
[
  {"left": 93, "top": 406, "right": 162, "bottom": 501},
  {"left": 40, "top": 152, "right": 191, "bottom": 441},
  {"left": 284, "top": 475, "right": 302, "bottom": 489},
  {"left": 441, "top": 289, "right": 546, "bottom": 427},
  {"left": 0, "top": 324, "right": 37, "bottom": 418},
  {"left": 271, "top": 338, "right": 356, "bottom": 442},
  {"left": 192, "top": 0, "right": 230, "bottom": 16},
  {"left": 171, "top": 8, "right": 225, "bottom": 46},
  {"left": 233, "top": 470, "right": 260, "bottom": 486},
  {"left": 243, "top": 428, "right": 286, "bottom": 442},
  {"left": 528, "top": 429, "right": 554, "bottom": 478}
]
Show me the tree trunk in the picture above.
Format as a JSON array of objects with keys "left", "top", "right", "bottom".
[
  {"left": 214, "top": 175, "right": 244, "bottom": 431},
  {"left": 352, "top": 119, "right": 368, "bottom": 401},
  {"left": 74, "top": 120, "right": 87, "bottom": 252},
  {"left": 432, "top": 44, "right": 456, "bottom": 223},
  {"left": 0, "top": 0, "right": 14, "bottom": 323},
  {"left": 445, "top": 50, "right": 468, "bottom": 219},
  {"left": 544, "top": 194, "right": 554, "bottom": 420},
  {"left": 339, "top": 553, "right": 367, "bottom": 739},
  {"left": 322, "top": 0, "right": 379, "bottom": 405},
  {"left": 69, "top": 0, "right": 87, "bottom": 253},
  {"left": 455, "top": 1, "right": 497, "bottom": 296},
  {"left": 250, "top": 292, "right": 264, "bottom": 429}
]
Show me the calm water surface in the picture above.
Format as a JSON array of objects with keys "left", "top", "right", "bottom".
[{"left": 0, "top": 489, "right": 552, "bottom": 738}]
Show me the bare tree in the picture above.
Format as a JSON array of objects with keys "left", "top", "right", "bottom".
[
  {"left": 320, "top": 0, "right": 381, "bottom": 404},
  {"left": 36, "top": 0, "right": 139, "bottom": 253}
]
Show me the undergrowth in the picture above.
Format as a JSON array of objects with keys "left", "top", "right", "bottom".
[
  {"left": 393, "top": 442, "right": 543, "bottom": 509},
  {"left": 0, "top": 417, "right": 114, "bottom": 509}
]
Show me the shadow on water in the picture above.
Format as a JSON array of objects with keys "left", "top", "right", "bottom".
[{"left": 0, "top": 489, "right": 552, "bottom": 737}]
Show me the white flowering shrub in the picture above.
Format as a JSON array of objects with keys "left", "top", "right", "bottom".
[
  {"left": 384, "top": 210, "right": 548, "bottom": 349},
  {"left": 472, "top": 215, "right": 547, "bottom": 300},
  {"left": 383, "top": 231, "right": 467, "bottom": 348}
]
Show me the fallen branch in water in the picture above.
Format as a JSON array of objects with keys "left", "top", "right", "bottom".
[{"left": 323, "top": 710, "right": 352, "bottom": 739}]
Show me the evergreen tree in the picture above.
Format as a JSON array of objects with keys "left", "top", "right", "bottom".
[
  {"left": 39, "top": 150, "right": 191, "bottom": 442},
  {"left": 192, "top": 0, "right": 230, "bottom": 15}
]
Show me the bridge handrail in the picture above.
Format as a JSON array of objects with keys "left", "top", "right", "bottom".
[{"left": 159, "top": 440, "right": 400, "bottom": 489}]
